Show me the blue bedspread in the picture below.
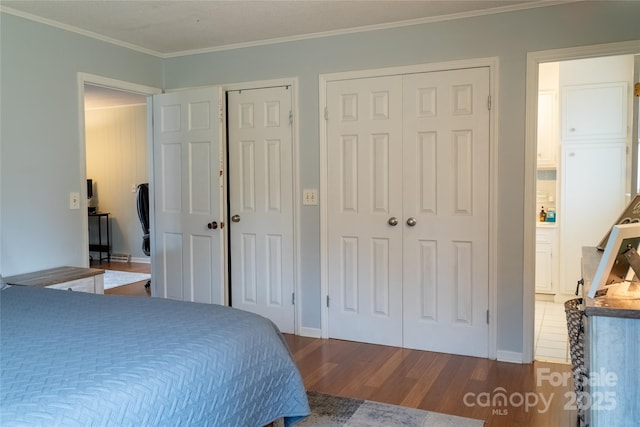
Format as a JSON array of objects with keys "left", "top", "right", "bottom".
[{"left": 0, "top": 286, "right": 309, "bottom": 426}]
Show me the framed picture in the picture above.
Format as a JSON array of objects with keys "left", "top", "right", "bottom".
[
  {"left": 588, "top": 223, "right": 640, "bottom": 299},
  {"left": 597, "top": 194, "right": 640, "bottom": 250}
]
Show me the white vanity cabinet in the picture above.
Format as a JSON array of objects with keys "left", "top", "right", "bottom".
[
  {"left": 535, "top": 225, "right": 558, "bottom": 294},
  {"left": 561, "top": 82, "right": 628, "bottom": 141},
  {"left": 537, "top": 91, "right": 558, "bottom": 168}
]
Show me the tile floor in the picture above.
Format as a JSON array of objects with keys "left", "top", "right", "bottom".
[{"left": 534, "top": 298, "right": 570, "bottom": 364}]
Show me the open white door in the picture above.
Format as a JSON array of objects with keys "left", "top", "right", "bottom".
[{"left": 152, "top": 87, "right": 225, "bottom": 304}]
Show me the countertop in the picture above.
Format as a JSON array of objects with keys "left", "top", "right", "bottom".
[{"left": 5, "top": 266, "right": 105, "bottom": 287}]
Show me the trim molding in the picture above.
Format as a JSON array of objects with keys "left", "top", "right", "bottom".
[
  {"left": 497, "top": 350, "right": 524, "bottom": 364},
  {"left": 2, "top": 1, "right": 573, "bottom": 59},
  {"left": 298, "top": 327, "right": 323, "bottom": 339},
  {"left": 522, "top": 39, "right": 640, "bottom": 364}
]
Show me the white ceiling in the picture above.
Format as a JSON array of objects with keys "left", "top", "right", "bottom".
[
  {"left": 2, "top": 0, "right": 561, "bottom": 57},
  {"left": 3, "top": 0, "right": 567, "bottom": 107}
]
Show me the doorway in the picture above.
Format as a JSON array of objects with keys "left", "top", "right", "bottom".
[
  {"left": 78, "top": 74, "right": 160, "bottom": 293},
  {"left": 523, "top": 41, "right": 640, "bottom": 364}
]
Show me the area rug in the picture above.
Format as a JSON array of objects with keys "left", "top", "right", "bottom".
[
  {"left": 103, "top": 270, "right": 150, "bottom": 290},
  {"left": 291, "top": 391, "right": 484, "bottom": 427}
]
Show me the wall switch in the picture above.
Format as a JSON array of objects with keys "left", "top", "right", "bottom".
[
  {"left": 70, "top": 192, "right": 80, "bottom": 209},
  {"left": 303, "top": 189, "right": 318, "bottom": 206},
  {"left": 131, "top": 184, "right": 137, "bottom": 193}
]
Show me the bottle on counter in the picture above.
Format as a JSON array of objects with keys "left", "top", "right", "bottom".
[{"left": 539, "top": 206, "right": 547, "bottom": 222}]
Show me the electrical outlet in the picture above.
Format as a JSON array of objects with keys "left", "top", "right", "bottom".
[
  {"left": 131, "top": 184, "right": 137, "bottom": 193},
  {"left": 303, "top": 189, "right": 318, "bottom": 206},
  {"left": 70, "top": 192, "right": 80, "bottom": 209}
]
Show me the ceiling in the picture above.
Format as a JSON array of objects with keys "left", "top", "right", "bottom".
[
  {"left": 2, "top": 0, "right": 561, "bottom": 57},
  {"left": 3, "top": 0, "right": 566, "bottom": 108}
]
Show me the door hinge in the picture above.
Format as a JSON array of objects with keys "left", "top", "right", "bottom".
[
  {"left": 292, "top": 292, "right": 295, "bottom": 305},
  {"left": 218, "top": 103, "right": 223, "bottom": 122},
  {"left": 289, "top": 110, "right": 294, "bottom": 126},
  {"left": 324, "top": 107, "right": 329, "bottom": 121},
  {"left": 487, "top": 95, "right": 492, "bottom": 111},
  {"left": 326, "top": 295, "right": 330, "bottom": 308},
  {"left": 486, "top": 309, "right": 490, "bottom": 324}
]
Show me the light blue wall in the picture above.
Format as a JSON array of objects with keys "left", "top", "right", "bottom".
[
  {"left": 162, "top": 1, "right": 640, "bottom": 352},
  {"left": 0, "top": 13, "right": 162, "bottom": 274},
  {"left": 2, "top": 1, "right": 640, "bottom": 356}
]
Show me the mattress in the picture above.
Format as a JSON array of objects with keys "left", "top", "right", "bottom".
[{"left": 0, "top": 286, "right": 309, "bottom": 426}]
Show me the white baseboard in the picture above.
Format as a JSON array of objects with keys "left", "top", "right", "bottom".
[
  {"left": 129, "top": 257, "right": 150, "bottom": 264},
  {"left": 497, "top": 350, "right": 524, "bottom": 364},
  {"left": 298, "top": 326, "right": 322, "bottom": 338}
]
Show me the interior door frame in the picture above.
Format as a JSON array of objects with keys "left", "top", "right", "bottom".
[
  {"left": 76, "top": 73, "right": 161, "bottom": 277},
  {"left": 221, "top": 77, "right": 302, "bottom": 334},
  {"left": 522, "top": 40, "right": 640, "bottom": 363},
  {"left": 319, "top": 57, "right": 500, "bottom": 359}
]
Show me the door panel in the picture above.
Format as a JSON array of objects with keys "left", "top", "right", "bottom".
[
  {"left": 326, "top": 76, "right": 404, "bottom": 347},
  {"left": 325, "top": 67, "right": 490, "bottom": 357},
  {"left": 402, "top": 68, "right": 490, "bottom": 357},
  {"left": 228, "top": 86, "right": 295, "bottom": 333},
  {"left": 152, "top": 87, "right": 224, "bottom": 305}
]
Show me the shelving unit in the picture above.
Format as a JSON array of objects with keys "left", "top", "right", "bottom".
[{"left": 88, "top": 212, "right": 111, "bottom": 262}]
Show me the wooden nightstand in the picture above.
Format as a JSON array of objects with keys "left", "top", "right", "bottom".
[{"left": 5, "top": 266, "right": 105, "bottom": 294}]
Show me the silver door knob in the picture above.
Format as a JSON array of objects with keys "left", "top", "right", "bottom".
[
  {"left": 231, "top": 215, "right": 241, "bottom": 223},
  {"left": 388, "top": 217, "right": 398, "bottom": 226},
  {"left": 406, "top": 217, "right": 417, "bottom": 227}
]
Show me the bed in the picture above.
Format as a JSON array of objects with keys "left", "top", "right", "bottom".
[{"left": 0, "top": 285, "right": 310, "bottom": 426}]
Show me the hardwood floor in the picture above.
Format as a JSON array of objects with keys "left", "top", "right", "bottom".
[
  {"left": 285, "top": 335, "right": 576, "bottom": 426},
  {"left": 91, "top": 260, "right": 151, "bottom": 297},
  {"left": 103, "top": 262, "right": 576, "bottom": 426}
]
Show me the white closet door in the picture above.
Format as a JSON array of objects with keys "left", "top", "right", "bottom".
[
  {"left": 402, "top": 68, "right": 490, "bottom": 357},
  {"left": 152, "top": 87, "right": 225, "bottom": 305},
  {"left": 228, "top": 86, "right": 295, "bottom": 333},
  {"left": 326, "top": 76, "right": 404, "bottom": 347},
  {"left": 325, "top": 67, "right": 491, "bottom": 357}
]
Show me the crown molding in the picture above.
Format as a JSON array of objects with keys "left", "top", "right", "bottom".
[{"left": 2, "top": 1, "right": 577, "bottom": 59}]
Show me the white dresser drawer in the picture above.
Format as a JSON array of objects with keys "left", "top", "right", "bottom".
[{"left": 47, "top": 276, "right": 96, "bottom": 293}]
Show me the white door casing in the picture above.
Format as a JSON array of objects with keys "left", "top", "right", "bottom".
[
  {"left": 325, "top": 67, "right": 491, "bottom": 357},
  {"left": 152, "top": 87, "right": 225, "bottom": 304},
  {"left": 228, "top": 86, "right": 295, "bottom": 333}
]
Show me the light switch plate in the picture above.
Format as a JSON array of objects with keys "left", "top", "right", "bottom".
[
  {"left": 70, "top": 192, "right": 80, "bottom": 209},
  {"left": 303, "top": 189, "right": 318, "bottom": 206}
]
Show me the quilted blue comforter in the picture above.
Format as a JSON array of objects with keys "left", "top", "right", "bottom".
[{"left": 0, "top": 286, "right": 309, "bottom": 426}]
